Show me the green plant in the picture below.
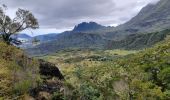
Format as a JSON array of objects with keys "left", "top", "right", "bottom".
[
  {"left": 13, "top": 80, "right": 32, "bottom": 95},
  {"left": 52, "top": 92, "right": 64, "bottom": 100}
]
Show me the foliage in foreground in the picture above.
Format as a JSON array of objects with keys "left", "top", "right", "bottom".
[
  {"left": 2, "top": 35, "right": 168, "bottom": 99},
  {"left": 0, "top": 42, "right": 41, "bottom": 99},
  {"left": 43, "top": 37, "right": 170, "bottom": 99}
]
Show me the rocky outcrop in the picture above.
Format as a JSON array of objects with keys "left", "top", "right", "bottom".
[
  {"left": 73, "top": 22, "right": 106, "bottom": 32},
  {"left": 30, "top": 60, "right": 65, "bottom": 99},
  {"left": 39, "top": 59, "right": 64, "bottom": 80},
  {"left": 30, "top": 79, "right": 64, "bottom": 100}
]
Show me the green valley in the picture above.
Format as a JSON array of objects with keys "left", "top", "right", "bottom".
[
  {"left": 1, "top": 0, "right": 170, "bottom": 99},
  {"left": 37, "top": 35, "right": 170, "bottom": 99}
]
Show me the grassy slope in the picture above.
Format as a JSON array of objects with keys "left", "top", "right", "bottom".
[
  {"left": 38, "top": 49, "right": 138, "bottom": 99},
  {"left": 38, "top": 49, "right": 137, "bottom": 74},
  {"left": 0, "top": 42, "right": 41, "bottom": 99},
  {"left": 40, "top": 36, "right": 170, "bottom": 99}
]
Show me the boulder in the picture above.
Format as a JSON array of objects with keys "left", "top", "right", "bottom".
[
  {"left": 39, "top": 59, "right": 64, "bottom": 80},
  {"left": 30, "top": 60, "right": 65, "bottom": 99}
]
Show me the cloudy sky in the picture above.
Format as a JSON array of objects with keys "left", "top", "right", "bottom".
[{"left": 0, "top": 0, "right": 160, "bottom": 36}]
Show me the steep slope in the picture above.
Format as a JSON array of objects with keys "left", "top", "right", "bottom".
[
  {"left": 0, "top": 42, "right": 64, "bottom": 99},
  {"left": 107, "top": 29, "right": 170, "bottom": 50},
  {"left": 0, "top": 42, "right": 40, "bottom": 99},
  {"left": 25, "top": 0, "right": 170, "bottom": 55},
  {"left": 117, "top": 0, "right": 170, "bottom": 33}
]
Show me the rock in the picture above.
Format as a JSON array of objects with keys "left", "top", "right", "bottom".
[
  {"left": 30, "top": 79, "right": 64, "bottom": 100},
  {"left": 30, "top": 60, "right": 65, "bottom": 99},
  {"left": 39, "top": 59, "right": 64, "bottom": 80},
  {"left": 37, "top": 92, "right": 52, "bottom": 100}
]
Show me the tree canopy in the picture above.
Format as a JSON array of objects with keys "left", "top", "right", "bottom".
[{"left": 0, "top": 5, "right": 39, "bottom": 45}]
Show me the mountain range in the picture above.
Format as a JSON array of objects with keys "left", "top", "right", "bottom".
[
  {"left": 16, "top": 34, "right": 32, "bottom": 39},
  {"left": 117, "top": 0, "right": 170, "bottom": 33},
  {"left": 25, "top": 0, "right": 170, "bottom": 55}
]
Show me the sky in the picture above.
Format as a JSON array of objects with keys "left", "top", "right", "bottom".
[{"left": 0, "top": 0, "right": 160, "bottom": 36}]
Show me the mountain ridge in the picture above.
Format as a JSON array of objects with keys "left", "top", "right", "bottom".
[
  {"left": 117, "top": 0, "right": 170, "bottom": 33},
  {"left": 25, "top": 0, "right": 170, "bottom": 55},
  {"left": 73, "top": 22, "right": 106, "bottom": 32}
]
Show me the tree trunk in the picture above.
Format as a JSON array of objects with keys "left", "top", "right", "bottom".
[{"left": 2, "top": 34, "right": 11, "bottom": 45}]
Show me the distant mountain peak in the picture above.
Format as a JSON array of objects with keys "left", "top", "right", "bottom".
[{"left": 73, "top": 21, "right": 106, "bottom": 32}]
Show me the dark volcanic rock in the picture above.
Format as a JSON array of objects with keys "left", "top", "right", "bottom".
[
  {"left": 30, "top": 79, "right": 64, "bottom": 100},
  {"left": 39, "top": 59, "right": 64, "bottom": 80},
  {"left": 30, "top": 60, "right": 65, "bottom": 99}
]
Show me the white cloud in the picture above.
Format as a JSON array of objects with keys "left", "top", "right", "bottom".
[{"left": 0, "top": 0, "right": 160, "bottom": 35}]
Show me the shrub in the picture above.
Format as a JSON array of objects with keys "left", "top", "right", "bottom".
[{"left": 0, "top": 42, "right": 40, "bottom": 98}]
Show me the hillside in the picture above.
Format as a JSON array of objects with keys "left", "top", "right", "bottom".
[
  {"left": 26, "top": 32, "right": 109, "bottom": 56},
  {"left": 25, "top": 0, "right": 170, "bottom": 55},
  {"left": 0, "top": 42, "right": 64, "bottom": 99},
  {"left": 40, "top": 35, "right": 170, "bottom": 99},
  {"left": 0, "top": 42, "right": 40, "bottom": 99},
  {"left": 26, "top": 29, "right": 170, "bottom": 56},
  {"left": 107, "top": 29, "right": 170, "bottom": 50},
  {"left": 2, "top": 33, "right": 169, "bottom": 99},
  {"left": 1, "top": 0, "right": 170, "bottom": 99},
  {"left": 117, "top": 0, "right": 170, "bottom": 33},
  {"left": 30, "top": 33, "right": 58, "bottom": 43}
]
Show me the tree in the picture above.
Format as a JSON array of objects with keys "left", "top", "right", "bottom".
[{"left": 0, "top": 5, "right": 39, "bottom": 45}]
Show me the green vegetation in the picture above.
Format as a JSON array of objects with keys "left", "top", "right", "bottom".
[
  {"left": 1, "top": 0, "right": 170, "bottom": 99},
  {"left": 27, "top": 29, "right": 170, "bottom": 56},
  {"left": 39, "top": 36, "right": 170, "bottom": 99},
  {"left": 0, "top": 42, "right": 41, "bottom": 99},
  {"left": 39, "top": 49, "right": 136, "bottom": 74},
  {"left": 108, "top": 29, "right": 170, "bottom": 50}
]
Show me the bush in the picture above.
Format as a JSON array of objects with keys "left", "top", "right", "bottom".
[
  {"left": 0, "top": 42, "right": 40, "bottom": 98},
  {"left": 14, "top": 80, "right": 32, "bottom": 95}
]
